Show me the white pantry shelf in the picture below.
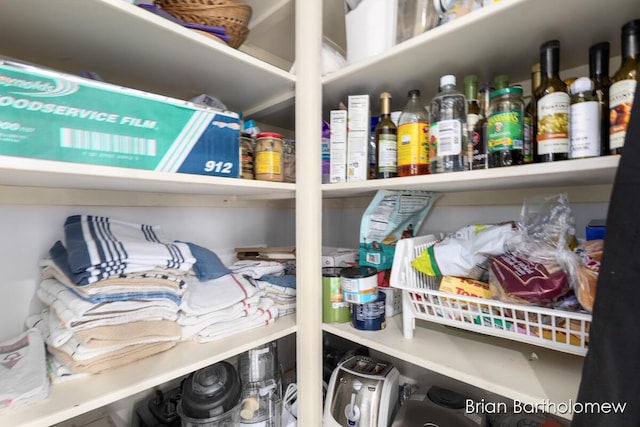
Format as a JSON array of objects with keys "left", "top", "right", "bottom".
[
  {"left": 323, "top": 316, "right": 583, "bottom": 419},
  {"left": 0, "top": 315, "right": 296, "bottom": 427},
  {"left": 0, "top": 155, "right": 296, "bottom": 201}
]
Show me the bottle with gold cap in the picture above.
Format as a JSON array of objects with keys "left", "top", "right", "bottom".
[{"left": 375, "top": 91, "right": 398, "bottom": 179}]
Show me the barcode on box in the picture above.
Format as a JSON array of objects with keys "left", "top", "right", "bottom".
[
  {"left": 60, "top": 128, "right": 156, "bottom": 156},
  {"left": 366, "top": 252, "right": 381, "bottom": 265}
]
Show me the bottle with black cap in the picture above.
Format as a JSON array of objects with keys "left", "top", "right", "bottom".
[
  {"left": 610, "top": 19, "right": 640, "bottom": 155},
  {"left": 534, "top": 39, "right": 570, "bottom": 162},
  {"left": 589, "top": 42, "right": 611, "bottom": 155}
]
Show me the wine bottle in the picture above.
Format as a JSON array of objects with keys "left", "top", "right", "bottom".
[
  {"left": 589, "top": 42, "right": 611, "bottom": 155},
  {"left": 375, "top": 92, "right": 398, "bottom": 179},
  {"left": 610, "top": 19, "right": 640, "bottom": 155},
  {"left": 535, "top": 40, "right": 570, "bottom": 162}
]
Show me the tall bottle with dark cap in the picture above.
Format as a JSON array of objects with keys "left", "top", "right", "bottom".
[
  {"left": 535, "top": 39, "right": 570, "bottom": 162},
  {"left": 610, "top": 19, "right": 640, "bottom": 155},
  {"left": 589, "top": 42, "right": 611, "bottom": 155}
]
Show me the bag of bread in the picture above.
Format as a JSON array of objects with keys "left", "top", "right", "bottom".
[{"left": 571, "top": 239, "right": 604, "bottom": 312}]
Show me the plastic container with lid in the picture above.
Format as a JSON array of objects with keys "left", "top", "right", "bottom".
[
  {"left": 254, "top": 132, "right": 284, "bottom": 182},
  {"left": 323, "top": 267, "right": 351, "bottom": 323},
  {"left": 487, "top": 85, "right": 525, "bottom": 167}
]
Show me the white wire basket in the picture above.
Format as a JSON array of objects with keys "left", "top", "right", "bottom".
[{"left": 390, "top": 235, "right": 592, "bottom": 356}]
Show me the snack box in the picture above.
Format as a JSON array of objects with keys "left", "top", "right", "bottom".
[{"left": 0, "top": 59, "right": 240, "bottom": 177}]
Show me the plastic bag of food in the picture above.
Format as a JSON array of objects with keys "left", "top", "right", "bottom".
[
  {"left": 490, "top": 193, "right": 578, "bottom": 306},
  {"left": 411, "top": 222, "right": 516, "bottom": 280},
  {"left": 488, "top": 253, "right": 570, "bottom": 306},
  {"left": 571, "top": 239, "right": 603, "bottom": 312},
  {"left": 359, "top": 190, "right": 439, "bottom": 270}
]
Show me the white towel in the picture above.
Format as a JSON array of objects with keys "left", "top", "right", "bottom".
[
  {"left": 179, "top": 274, "right": 258, "bottom": 316},
  {"left": 229, "top": 260, "right": 285, "bottom": 279},
  {"left": 180, "top": 297, "right": 261, "bottom": 340},
  {"left": 194, "top": 298, "right": 279, "bottom": 343},
  {"left": 37, "top": 279, "right": 179, "bottom": 330},
  {"left": 0, "top": 328, "right": 50, "bottom": 414},
  {"left": 255, "top": 280, "right": 297, "bottom": 297},
  {"left": 41, "top": 259, "right": 188, "bottom": 297}
]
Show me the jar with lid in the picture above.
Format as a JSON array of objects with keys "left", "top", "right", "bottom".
[
  {"left": 254, "top": 132, "right": 284, "bottom": 182},
  {"left": 240, "top": 132, "right": 255, "bottom": 180},
  {"left": 487, "top": 85, "right": 525, "bottom": 167}
]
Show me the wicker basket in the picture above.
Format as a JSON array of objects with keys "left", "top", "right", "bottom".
[{"left": 154, "top": 0, "right": 252, "bottom": 48}]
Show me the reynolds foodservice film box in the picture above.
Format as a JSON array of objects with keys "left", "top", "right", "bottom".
[{"left": 0, "top": 60, "right": 240, "bottom": 177}]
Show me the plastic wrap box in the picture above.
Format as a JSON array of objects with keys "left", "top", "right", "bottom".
[
  {"left": 0, "top": 60, "right": 240, "bottom": 177},
  {"left": 322, "top": 247, "right": 357, "bottom": 267}
]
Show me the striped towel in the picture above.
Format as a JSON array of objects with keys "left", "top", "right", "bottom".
[
  {"left": 53, "top": 215, "right": 195, "bottom": 285},
  {"left": 179, "top": 274, "right": 258, "bottom": 316}
]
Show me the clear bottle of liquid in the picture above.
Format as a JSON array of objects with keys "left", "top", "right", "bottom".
[
  {"left": 430, "top": 75, "right": 466, "bottom": 174},
  {"left": 610, "top": 19, "right": 640, "bottom": 155},
  {"left": 397, "top": 89, "right": 430, "bottom": 176},
  {"left": 375, "top": 92, "right": 398, "bottom": 178},
  {"left": 535, "top": 39, "right": 570, "bottom": 162},
  {"left": 589, "top": 42, "right": 611, "bottom": 156}
]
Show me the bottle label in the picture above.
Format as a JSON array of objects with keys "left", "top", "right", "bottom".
[
  {"left": 397, "top": 121, "right": 429, "bottom": 167},
  {"left": 487, "top": 109, "right": 523, "bottom": 153},
  {"left": 377, "top": 133, "right": 397, "bottom": 172},
  {"left": 431, "top": 119, "right": 462, "bottom": 157},
  {"left": 537, "top": 92, "right": 570, "bottom": 155},
  {"left": 466, "top": 113, "right": 480, "bottom": 133},
  {"left": 570, "top": 100, "right": 600, "bottom": 158},
  {"left": 609, "top": 79, "right": 637, "bottom": 150},
  {"left": 255, "top": 151, "right": 281, "bottom": 174}
]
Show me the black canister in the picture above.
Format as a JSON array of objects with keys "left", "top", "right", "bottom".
[{"left": 178, "top": 361, "right": 242, "bottom": 425}]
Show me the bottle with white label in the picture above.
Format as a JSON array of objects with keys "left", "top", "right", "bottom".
[
  {"left": 610, "top": 19, "right": 639, "bottom": 155},
  {"left": 570, "top": 77, "right": 601, "bottom": 159},
  {"left": 535, "top": 40, "right": 570, "bottom": 162},
  {"left": 430, "top": 75, "right": 466, "bottom": 173}
]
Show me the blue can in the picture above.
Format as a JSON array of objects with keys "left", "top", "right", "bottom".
[{"left": 350, "top": 291, "right": 386, "bottom": 331}]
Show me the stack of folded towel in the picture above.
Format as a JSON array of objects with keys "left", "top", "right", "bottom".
[
  {"left": 31, "top": 215, "right": 193, "bottom": 381},
  {"left": 230, "top": 260, "right": 297, "bottom": 317},
  {"left": 178, "top": 247, "right": 279, "bottom": 342}
]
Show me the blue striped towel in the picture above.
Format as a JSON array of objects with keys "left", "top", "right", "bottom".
[{"left": 53, "top": 215, "right": 195, "bottom": 285}]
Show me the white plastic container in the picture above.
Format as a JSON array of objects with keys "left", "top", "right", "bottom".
[
  {"left": 345, "top": 0, "right": 398, "bottom": 64},
  {"left": 390, "top": 234, "right": 592, "bottom": 356}
]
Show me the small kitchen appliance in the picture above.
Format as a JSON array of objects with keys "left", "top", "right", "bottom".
[{"left": 324, "top": 355, "right": 399, "bottom": 427}]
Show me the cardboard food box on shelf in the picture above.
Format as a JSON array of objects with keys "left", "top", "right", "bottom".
[
  {"left": 0, "top": 59, "right": 241, "bottom": 177},
  {"left": 322, "top": 247, "right": 357, "bottom": 267},
  {"left": 235, "top": 246, "right": 296, "bottom": 262}
]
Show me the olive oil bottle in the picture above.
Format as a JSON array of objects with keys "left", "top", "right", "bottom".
[
  {"left": 535, "top": 40, "right": 570, "bottom": 162},
  {"left": 375, "top": 92, "right": 398, "bottom": 178},
  {"left": 610, "top": 19, "right": 640, "bottom": 155}
]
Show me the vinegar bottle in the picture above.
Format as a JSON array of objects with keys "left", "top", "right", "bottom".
[
  {"left": 610, "top": 19, "right": 640, "bottom": 155},
  {"left": 397, "top": 90, "right": 430, "bottom": 176},
  {"left": 535, "top": 40, "right": 570, "bottom": 162},
  {"left": 375, "top": 92, "right": 398, "bottom": 178},
  {"left": 430, "top": 75, "right": 466, "bottom": 174}
]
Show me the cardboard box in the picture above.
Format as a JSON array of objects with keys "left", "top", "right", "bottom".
[
  {"left": 346, "top": 94, "right": 370, "bottom": 182},
  {"left": 0, "top": 60, "right": 240, "bottom": 177},
  {"left": 329, "top": 109, "right": 348, "bottom": 183},
  {"left": 322, "top": 247, "right": 357, "bottom": 267}
]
